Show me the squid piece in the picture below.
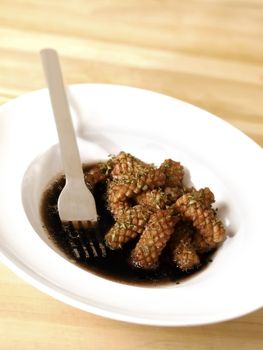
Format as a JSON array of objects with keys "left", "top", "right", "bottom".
[
  {"left": 130, "top": 209, "right": 179, "bottom": 270},
  {"left": 135, "top": 188, "right": 170, "bottom": 210},
  {"left": 110, "top": 151, "right": 149, "bottom": 179},
  {"left": 175, "top": 192, "right": 225, "bottom": 251},
  {"left": 170, "top": 222, "right": 200, "bottom": 271},
  {"left": 83, "top": 162, "right": 110, "bottom": 188},
  {"left": 105, "top": 223, "right": 139, "bottom": 250},
  {"left": 107, "top": 199, "right": 131, "bottom": 220},
  {"left": 107, "top": 168, "right": 166, "bottom": 203},
  {"left": 105, "top": 205, "right": 152, "bottom": 249},
  {"left": 184, "top": 187, "right": 215, "bottom": 208},
  {"left": 164, "top": 186, "right": 184, "bottom": 203},
  {"left": 159, "top": 159, "right": 184, "bottom": 187}
]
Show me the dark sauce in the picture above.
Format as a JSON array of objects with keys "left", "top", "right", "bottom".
[{"left": 41, "top": 170, "right": 215, "bottom": 286}]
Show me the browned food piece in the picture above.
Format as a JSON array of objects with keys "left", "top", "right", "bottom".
[
  {"left": 135, "top": 189, "right": 170, "bottom": 210},
  {"left": 83, "top": 162, "right": 109, "bottom": 188},
  {"left": 105, "top": 205, "right": 152, "bottom": 249},
  {"left": 107, "top": 200, "right": 131, "bottom": 219},
  {"left": 159, "top": 159, "right": 184, "bottom": 187},
  {"left": 175, "top": 193, "right": 225, "bottom": 251},
  {"left": 164, "top": 186, "right": 184, "bottom": 203},
  {"left": 184, "top": 187, "right": 215, "bottom": 208},
  {"left": 105, "top": 223, "right": 138, "bottom": 250},
  {"left": 193, "top": 233, "right": 216, "bottom": 253},
  {"left": 195, "top": 187, "right": 215, "bottom": 208},
  {"left": 130, "top": 209, "right": 179, "bottom": 270},
  {"left": 111, "top": 151, "right": 149, "bottom": 179},
  {"left": 116, "top": 205, "right": 152, "bottom": 233},
  {"left": 107, "top": 168, "right": 166, "bottom": 203},
  {"left": 170, "top": 222, "right": 200, "bottom": 271}
]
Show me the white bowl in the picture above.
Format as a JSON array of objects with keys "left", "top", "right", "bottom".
[{"left": 0, "top": 84, "right": 262, "bottom": 326}]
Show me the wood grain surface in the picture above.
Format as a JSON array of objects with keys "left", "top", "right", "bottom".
[{"left": 0, "top": 1, "right": 262, "bottom": 349}]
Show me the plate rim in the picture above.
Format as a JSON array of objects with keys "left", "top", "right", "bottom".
[{"left": 0, "top": 83, "right": 262, "bottom": 326}]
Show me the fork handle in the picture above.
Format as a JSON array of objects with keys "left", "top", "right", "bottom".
[{"left": 40, "top": 48, "right": 84, "bottom": 181}]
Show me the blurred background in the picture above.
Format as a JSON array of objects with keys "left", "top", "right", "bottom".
[{"left": 1, "top": 0, "right": 263, "bottom": 145}]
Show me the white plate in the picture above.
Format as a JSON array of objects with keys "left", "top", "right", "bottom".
[{"left": 0, "top": 84, "right": 262, "bottom": 326}]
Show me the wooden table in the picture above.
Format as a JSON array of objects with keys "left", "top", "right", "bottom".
[{"left": 1, "top": 1, "right": 262, "bottom": 349}]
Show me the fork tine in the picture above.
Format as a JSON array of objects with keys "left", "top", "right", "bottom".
[
  {"left": 68, "top": 240, "right": 81, "bottom": 260},
  {"left": 99, "top": 242, "right": 107, "bottom": 258},
  {"left": 89, "top": 241, "right": 98, "bottom": 257},
  {"left": 64, "top": 220, "right": 107, "bottom": 259},
  {"left": 79, "top": 236, "right": 91, "bottom": 259}
]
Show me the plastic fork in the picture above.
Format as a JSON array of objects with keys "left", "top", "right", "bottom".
[{"left": 40, "top": 48, "right": 106, "bottom": 258}]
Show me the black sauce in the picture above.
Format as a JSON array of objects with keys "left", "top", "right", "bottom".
[{"left": 41, "top": 170, "right": 215, "bottom": 286}]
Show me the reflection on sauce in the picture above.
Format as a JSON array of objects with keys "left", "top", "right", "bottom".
[{"left": 41, "top": 170, "right": 215, "bottom": 286}]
